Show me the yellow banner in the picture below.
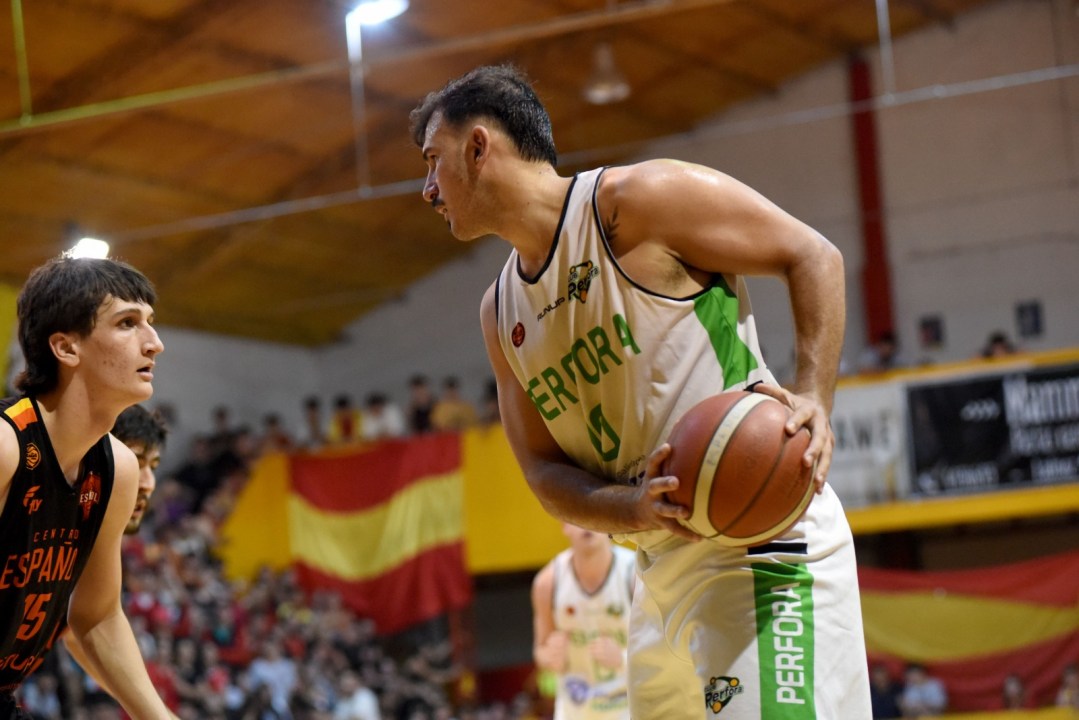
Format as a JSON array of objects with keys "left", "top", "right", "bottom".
[
  {"left": 0, "top": 283, "right": 18, "bottom": 392},
  {"left": 461, "top": 425, "right": 566, "bottom": 573},
  {"left": 217, "top": 452, "right": 292, "bottom": 579}
]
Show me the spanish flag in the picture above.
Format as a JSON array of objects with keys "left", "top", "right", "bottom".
[
  {"left": 860, "top": 549, "right": 1079, "bottom": 711},
  {"left": 220, "top": 433, "right": 473, "bottom": 634}
]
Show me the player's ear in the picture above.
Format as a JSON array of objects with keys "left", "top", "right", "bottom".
[
  {"left": 49, "top": 331, "right": 80, "bottom": 369},
  {"left": 469, "top": 125, "right": 490, "bottom": 168}
]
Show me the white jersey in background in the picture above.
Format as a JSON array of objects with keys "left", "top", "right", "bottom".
[{"left": 550, "top": 544, "right": 636, "bottom": 720}]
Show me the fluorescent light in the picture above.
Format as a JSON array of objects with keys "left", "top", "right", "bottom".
[
  {"left": 347, "top": 0, "right": 408, "bottom": 27},
  {"left": 68, "top": 237, "right": 110, "bottom": 259}
]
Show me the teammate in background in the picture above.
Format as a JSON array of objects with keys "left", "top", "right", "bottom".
[
  {"left": 411, "top": 65, "right": 871, "bottom": 718},
  {"left": 111, "top": 404, "right": 168, "bottom": 535},
  {"left": 0, "top": 256, "right": 173, "bottom": 719},
  {"left": 532, "top": 524, "right": 634, "bottom": 720}
]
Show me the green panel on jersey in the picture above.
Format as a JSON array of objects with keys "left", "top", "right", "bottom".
[
  {"left": 753, "top": 561, "right": 817, "bottom": 718},
  {"left": 693, "top": 279, "right": 759, "bottom": 388}
]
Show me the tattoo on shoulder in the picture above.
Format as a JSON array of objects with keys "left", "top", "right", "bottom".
[{"left": 603, "top": 206, "right": 620, "bottom": 243}]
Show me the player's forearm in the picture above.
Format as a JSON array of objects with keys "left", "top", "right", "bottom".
[
  {"left": 525, "top": 460, "right": 642, "bottom": 534},
  {"left": 71, "top": 609, "right": 172, "bottom": 719},
  {"left": 786, "top": 237, "right": 845, "bottom": 409}
]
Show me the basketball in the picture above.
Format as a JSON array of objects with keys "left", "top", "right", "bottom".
[{"left": 662, "top": 390, "right": 816, "bottom": 547}]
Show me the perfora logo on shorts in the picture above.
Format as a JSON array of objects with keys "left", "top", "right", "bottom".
[{"left": 704, "top": 676, "right": 744, "bottom": 714}]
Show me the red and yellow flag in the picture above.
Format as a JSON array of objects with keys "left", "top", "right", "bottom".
[
  {"left": 860, "top": 549, "right": 1079, "bottom": 711},
  {"left": 220, "top": 433, "right": 473, "bottom": 635}
]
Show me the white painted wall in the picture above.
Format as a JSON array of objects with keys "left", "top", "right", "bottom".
[{"left": 143, "top": 0, "right": 1079, "bottom": 429}]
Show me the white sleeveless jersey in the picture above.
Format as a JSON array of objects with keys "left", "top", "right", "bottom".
[
  {"left": 551, "top": 544, "right": 636, "bottom": 720},
  {"left": 496, "top": 167, "right": 774, "bottom": 548}
]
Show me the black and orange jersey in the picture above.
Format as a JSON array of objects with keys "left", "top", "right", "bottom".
[{"left": 0, "top": 396, "right": 115, "bottom": 693}]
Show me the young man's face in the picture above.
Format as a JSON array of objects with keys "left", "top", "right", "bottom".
[
  {"left": 125, "top": 440, "right": 161, "bottom": 534},
  {"left": 71, "top": 295, "right": 163, "bottom": 405},
  {"left": 421, "top": 111, "right": 482, "bottom": 241}
]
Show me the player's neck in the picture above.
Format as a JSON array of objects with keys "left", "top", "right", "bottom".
[
  {"left": 571, "top": 545, "right": 614, "bottom": 592},
  {"left": 36, "top": 384, "right": 119, "bottom": 482},
  {"left": 498, "top": 166, "right": 573, "bottom": 277}
]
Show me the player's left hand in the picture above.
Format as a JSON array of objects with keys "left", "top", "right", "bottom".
[
  {"left": 589, "top": 636, "right": 624, "bottom": 669},
  {"left": 751, "top": 383, "right": 834, "bottom": 493}
]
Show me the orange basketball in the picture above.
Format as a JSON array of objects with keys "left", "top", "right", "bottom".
[{"left": 662, "top": 391, "right": 815, "bottom": 547}]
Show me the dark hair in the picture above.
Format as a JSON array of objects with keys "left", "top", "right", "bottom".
[
  {"left": 111, "top": 404, "right": 168, "bottom": 450},
  {"left": 16, "top": 256, "right": 157, "bottom": 396},
  {"left": 409, "top": 65, "right": 558, "bottom": 166}
]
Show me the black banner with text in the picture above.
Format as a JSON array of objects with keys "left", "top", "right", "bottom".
[{"left": 907, "top": 364, "right": 1079, "bottom": 496}]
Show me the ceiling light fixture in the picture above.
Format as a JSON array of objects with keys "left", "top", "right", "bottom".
[
  {"left": 68, "top": 237, "right": 110, "bottom": 259},
  {"left": 583, "top": 42, "right": 631, "bottom": 105},
  {"left": 347, "top": 0, "right": 408, "bottom": 27}
]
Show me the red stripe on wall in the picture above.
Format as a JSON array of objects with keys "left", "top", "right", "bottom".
[
  {"left": 870, "top": 631, "right": 1079, "bottom": 712},
  {"left": 859, "top": 548, "right": 1079, "bottom": 606},
  {"left": 291, "top": 432, "right": 462, "bottom": 511},
  {"left": 294, "top": 541, "right": 473, "bottom": 635}
]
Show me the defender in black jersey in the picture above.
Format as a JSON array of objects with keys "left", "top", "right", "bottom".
[{"left": 0, "top": 256, "right": 173, "bottom": 719}]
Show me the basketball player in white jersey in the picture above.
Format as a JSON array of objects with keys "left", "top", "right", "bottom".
[
  {"left": 411, "top": 66, "right": 871, "bottom": 719},
  {"left": 533, "top": 524, "right": 636, "bottom": 720}
]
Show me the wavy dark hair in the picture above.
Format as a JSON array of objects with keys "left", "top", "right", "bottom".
[
  {"left": 16, "top": 256, "right": 157, "bottom": 396},
  {"left": 410, "top": 64, "right": 557, "bottom": 166},
  {"left": 111, "top": 404, "right": 168, "bottom": 450}
]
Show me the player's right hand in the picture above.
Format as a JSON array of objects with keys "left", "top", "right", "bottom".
[
  {"left": 537, "top": 630, "right": 569, "bottom": 672},
  {"left": 639, "top": 444, "right": 702, "bottom": 542}
]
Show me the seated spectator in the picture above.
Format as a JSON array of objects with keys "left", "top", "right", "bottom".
[
  {"left": 1057, "top": 663, "right": 1079, "bottom": 708},
  {"left": 859, "top": 331, "right": 907, "bottom": 373},
  {"left": 362, "top": 392, "right": 407, "bottom": 441},
  {"left": 328, "top": 394, "right": 364, "bottom": 445},
  {"left": 899, "top": 663, "right": 947, "bottom": 717},
  {"left": 407, "top": 375, "right": 436, "bottom": 434},
  {"left": 431, "top": 377, "right": 478, "bottom": 432},
  {"left": 980, "top": 330, "right": 1018, "bottom": 358},
  {"left": 869, "top": 662, "right": 902, "bottom": 719}
]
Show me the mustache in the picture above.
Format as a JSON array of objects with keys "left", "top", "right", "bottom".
[{"left": 431, "top": 198, "right": 445, "bottom": 210}]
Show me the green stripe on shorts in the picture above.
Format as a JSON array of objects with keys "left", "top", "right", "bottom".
[{"left": 752, "top": 561, "right": 816, "bottom": 718}]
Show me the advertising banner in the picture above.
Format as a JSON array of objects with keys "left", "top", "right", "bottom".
[{"left": 907, "top": 364, "right": 1079, "bottom": 496}]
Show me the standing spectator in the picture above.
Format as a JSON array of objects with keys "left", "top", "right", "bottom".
[
  {"left": 259, "top": 413, "right": 295, "bottom": 454},
  {"left": 869, "top": 663, "right": 902, "bottom": 719},
  {"left": 208, "top": 405, "right": 236, "bottom": 459},
  {"left": 1001, "top": 673, "right": 1029, "bottom": 710},
  {"left": 361, "top": 393, "right": 406, "bottom": 441},
  {"left": 333, "top": 671, "right": 380, "bottom": 720},
  {"left": 299, "top": 396, "right": 325, "bottom": 450},
  {"left": 430, "top": 377, "right": 477, "bottom": 432},
  {"left": 1056, "top": 663, "right": 1079, "bottom": 709},
  {"left": 478, "top": 379, "right": 500, "bottom": 425},
  {"left": 247, "top": 639, "right": 298, "bottom": 716},
  {"left": 406, "top": 375, "right": 436, "bottom": 434},
  {"left": 327, "top": 394, "right": 363, "bottom": 445},
  {"left": 899, "top": 663, "right": 947, "bottom": 717}
]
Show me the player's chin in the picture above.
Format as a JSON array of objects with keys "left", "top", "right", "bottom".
[{"left": 124, "top": 516, "right": 142, "bottom": 535}]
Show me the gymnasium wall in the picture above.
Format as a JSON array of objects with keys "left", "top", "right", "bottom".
[{"left": 143, "top": 0, "right": 1078, "bottom": 436}]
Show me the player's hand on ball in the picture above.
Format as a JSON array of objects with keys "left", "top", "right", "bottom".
[
  {"left": 589, "top": 636, "right": 625, "bottom": 669},
  {"left": 751, "top": 383, "right": 834, "bottom": 492},
  {"left": 640, "top": 444, "right": 702, "bottom": 542}
]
